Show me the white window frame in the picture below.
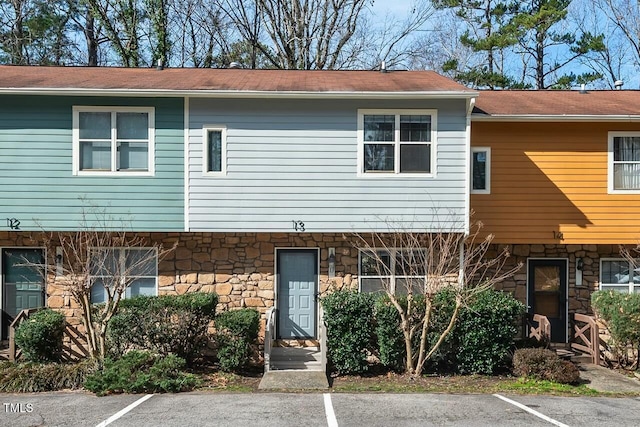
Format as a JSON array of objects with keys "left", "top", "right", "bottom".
[
  {"left": 202, "top": 125, "right": 227, "bottom": 176},
  {"left": 358, "top": 248, "right": 426, "bottom": 293},
  {"left": 608, "top": 131, "right": 640, "bottom": 194},
  {"left": 357, "top": 109, "right": 437, "bottom": 177},
  {"left": 471, "top": 147, "right": 491, "bottom": 194},
  {"left": 599, "top": 258, "right": 640, "bottom": 293},
  {"left": 89, "top": 247, "right": 158, "bottom": 303},
  {"left": 72, "top": 106, "right": 155, "bottom": 176}
]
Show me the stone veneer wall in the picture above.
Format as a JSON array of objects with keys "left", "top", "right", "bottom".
[
  {"left": 490, "top": 244, "right": 621, "bottom": 315},
  {"left": 0, "top": 231, "right": 361, "bottom": 346}
]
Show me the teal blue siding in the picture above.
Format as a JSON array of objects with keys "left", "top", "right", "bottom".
[{"left": 0, "top": 96, "right": 184, "bottom": 231}]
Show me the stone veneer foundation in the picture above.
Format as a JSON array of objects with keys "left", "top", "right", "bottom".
[{"left": 0, "top": 231, "right": 624, "bottom": 350}]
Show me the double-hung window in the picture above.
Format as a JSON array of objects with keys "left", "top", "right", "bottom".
[
  {"left": 358, "top": 110, "right": 436, "bottom": 175},
  {"left": 600, "top": 259, "right": 640, "bottom": 293},
  {"left": 471, "top": 147, "right": 491, "bottom": 194},
  {"left": 609, "top": 132, "right": 640, "bottom": 192},
  {"left": 73, "top": 107, "right": 155, "bottom": 175},
  {"left": 202, "top": 126, "right": 227, "bottom": 176},
  {"left": 90, "top": 248, "right": 158, "bottom": 303},
  {"left": 359, "top": 249, "right": 426, "bottom": 294}
]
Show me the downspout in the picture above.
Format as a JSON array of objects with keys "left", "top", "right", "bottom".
[{"left": 464, "top": 97, "right": 476, "bottom": 237}]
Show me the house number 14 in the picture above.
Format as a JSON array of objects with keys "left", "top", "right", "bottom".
[{"left": 292, "top": 220, "right": 305, "bottom": 232}]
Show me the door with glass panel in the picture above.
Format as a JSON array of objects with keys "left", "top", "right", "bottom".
[
  {"left": 527, "top": 259, "right": 567, "bottom": 343},
  {"left": 1, "top": 249, "right": 45, "bottom": 340}
]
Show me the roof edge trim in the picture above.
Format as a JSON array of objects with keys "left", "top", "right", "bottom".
[{"left": 471, "top": 114, "right": 640, "bottom": 122}]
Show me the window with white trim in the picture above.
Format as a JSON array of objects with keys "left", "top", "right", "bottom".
[
  {"left": 599, "top": 259, "right": 640, "bottom": 293},
  {"left": 471, "top": 147, "right": 490, "bottom": 194},
  {"left": 203, "top": 126, "right": 227, "bottom": 175},
  {"left": 609, "top": 132, "right": 640, "bottom": 192},
  {"left": 73, "top": 107, "right": 155, "bottom": 175},
  {"left": 90, "top": 248, "right": 158, "bottom": 303},
  {"left": 358, "top": 110, "right": 436, "bottom": 175},
  {"left": 359, "top": 249, "right": 425, "bottom": 294}
]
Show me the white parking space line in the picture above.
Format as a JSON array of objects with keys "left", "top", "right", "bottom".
[
  {"left": 95, "top": 394, "right": 154, "bottom": 427},
  {"left": 323, "top": 393, "right": 339, "bottom": 427},
  {"left": 493, "top": 394, "right": 570, "bottom": 427}
]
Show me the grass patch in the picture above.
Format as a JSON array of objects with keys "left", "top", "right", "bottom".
[{"left": 495, "top": 377, "right": 601, "bottom": 396}]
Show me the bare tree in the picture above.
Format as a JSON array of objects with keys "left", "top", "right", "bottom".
[
  {"left": 26, "top": 208, "right": 176, "bottom": 361},
  {"left": 353, "top": 219, "right": 521, "bottom": 377}
]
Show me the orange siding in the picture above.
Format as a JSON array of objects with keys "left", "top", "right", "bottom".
[{"left": 471, "top": 121, "right": 640, "bottom": 244}]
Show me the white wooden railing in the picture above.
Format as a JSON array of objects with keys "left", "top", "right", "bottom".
[
  {"left": 319, "top": 305, "right": 327, "bottom": 372},
  {"left": 263, "top": 306, "right": 276, "bottom": 373}
]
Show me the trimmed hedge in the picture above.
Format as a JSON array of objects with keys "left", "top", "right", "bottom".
[
  {"left": 321, "top": 290, "right": 375, "bottom": 375},
  {"left": 108, "top": 293, "right": 218, "bottom": 365},
  {"left": 592, "top": 290, "right": 640, "bottom": 367},
  {"left": 15, "top": 309, "right": 65, "bottom": 363},
  {"left": 84, "top": 350, "right": 200, "bottom": 395},
  {"left": 214, "top": 309, "right": 260, "bottom": 372}
]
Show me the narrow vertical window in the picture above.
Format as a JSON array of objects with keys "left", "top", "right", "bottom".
[
  {"left": 471, "top": 147, "right": 490, "bottom": 194},
  {"left": 611, "top": 134, "right": 640, "bottom": 191},
  {"left": 203, "top": 126, "right": 226, "bottom": 176}
]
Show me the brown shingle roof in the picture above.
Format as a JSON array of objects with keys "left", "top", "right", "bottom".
[
  {"left": 474, "top": 90, "right": 640, "bottom": 118},
  {"left": 0, "top": 65, "right": 473, "bottom": 95}
]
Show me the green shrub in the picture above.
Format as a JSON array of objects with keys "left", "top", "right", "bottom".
[
  {"left": 108, "top": 293, "right": 218, "bottom": 365},
  {"left": 214, "top": 309, "right": 260, "bottom": 372},
  {"left": 321, "top": 289, "right": 375, "bottom": 375},
  {"left": 512, "top": 348, "right": 580, "bottom": 384},
  {"left": 14, "top": 309, "right": 65, "bottom": 363},
  {"left": 0, "top": 360, "right": 96, "bottom": 392},
  {"left": 374, "top": 297, "right": 405, "bottom": 371},
  {"left": 454, "top": 290, "right": 526, "bottom": 374},
  {"left": 84, "top": 350, "right": 200, "bottom": 395},
  {"left": 592, "top": 290, "right": 640, "bottom": 367}
]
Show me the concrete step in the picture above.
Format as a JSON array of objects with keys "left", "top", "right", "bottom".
[
  {"left": 259, "top": 370, "right": 329, "bottom": 390},
  {"left": 269, "top": 346, "right": 323, "bottom": 371}
]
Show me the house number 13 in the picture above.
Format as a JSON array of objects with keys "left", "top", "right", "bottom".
[{"left": 292, "top": 220, "right": 305, "bottom": 232}]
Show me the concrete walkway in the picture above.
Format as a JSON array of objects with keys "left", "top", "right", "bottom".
[{"left": 578, "top": 363, "right": 640, "bottom": 393}]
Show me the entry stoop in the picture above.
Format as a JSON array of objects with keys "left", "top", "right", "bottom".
[{"left": 258, "top": 347, "right": 329, "bottom": 390}]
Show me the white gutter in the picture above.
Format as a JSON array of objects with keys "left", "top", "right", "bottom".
[
  {"left": 472, "top": 114, "right": 640, "bottom": 122},
  {"left": 0, "top": 88, "right": 479, "bottom": 99}
]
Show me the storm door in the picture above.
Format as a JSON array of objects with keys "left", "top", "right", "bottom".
[{"left": 527, "top": 259, "right": 567, "bottom": 343}]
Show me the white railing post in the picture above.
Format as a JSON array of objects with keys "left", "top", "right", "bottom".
[
  {"left": 319, "top": 305, "right": 327, "bottom": 372},
  {"left": 264, "top": 307, "right": 275, "bottom": 373}
]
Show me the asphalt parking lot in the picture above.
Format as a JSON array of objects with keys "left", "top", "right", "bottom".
[{"left": 1, "top": 392, "right": 639, "bottom": 427}]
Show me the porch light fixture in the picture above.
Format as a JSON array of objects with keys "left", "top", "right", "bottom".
[
  {"left": 328, "top": 248, "right": 336, "bottom": 278},
  {"left": 576, "top": 258, "right": 584, "bottom": 271},
  {"left": 576, "top": 258, "right": 583, "bottom": 286}
]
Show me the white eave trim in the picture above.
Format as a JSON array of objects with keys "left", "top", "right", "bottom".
[
  {"left": 472, "top": 113, "right": 640, "bottom": 122},
  {"left": 0, "top": 88, "right": 479, "bottom": 99}
]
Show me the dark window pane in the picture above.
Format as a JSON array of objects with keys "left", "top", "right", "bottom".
[
  {"left": 118, "top": 142, "right": 148, "bottom": 170},
  {"left": 80, "top": 141, "right": 111, "bottom": 170},
  {"left": 360, "top": 251, "right": 391, "bottom": 276},
  {"left": 400, "top": 144, "right": 430, "bottom": 173},
  {"left": 360, "top": 278, "right": 388, "bottom": 293},
  {"left": 601, "top": 260, "right": 629, "bottom": 284},
  {"left": 400, "top": 115, "right": 430, "bottom": 142},
  {"left": 364, "top": 144, "right": 394, "bottom": 172},
  {"left": 614, "top": 137, "right": 640, "bottom": 161},
  {"left": 472, "top": 151, "right": 487, "bottom": 190},
  {"left": 364, "top": 115, "right": 394, "bottom": 142},
  {"left": 116, "top": 112, "right": 148, "bottom": 140},
  {"left": 208, "top": 130, "right": 222, "bottom": 172},
  {"left": 79, "top": 112, "right": 110, "bottom": 139}
]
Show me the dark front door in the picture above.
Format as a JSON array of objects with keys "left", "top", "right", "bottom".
[
  {"left": 528, "top": 259, "right": 567, "bottom": 343},
  {"left": 2, "top": 249, "right": 45, "bottom": 340},
  {"left": 276, "top": 249, "right": 318, "bottom": 339}
]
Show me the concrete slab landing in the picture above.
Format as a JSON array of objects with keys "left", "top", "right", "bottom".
[{"left": 258, "top": 370, "right": 329, "bottom": 390}]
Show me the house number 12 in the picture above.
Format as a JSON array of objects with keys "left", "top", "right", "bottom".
[{"left": 292, "top": 220, "right": 305, "bottom": 232}]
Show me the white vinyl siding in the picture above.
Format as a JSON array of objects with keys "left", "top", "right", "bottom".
[{"left": 188, "top": 98, "right": 468, "bottom": 232}]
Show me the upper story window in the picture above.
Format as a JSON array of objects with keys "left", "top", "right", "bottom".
[
  {"left": 600, "top": 258, "right": 640, "bottom": 293},
  {"left": 609, "top": 132, "right": 640, "bottom": 192},
  {"left": 471, "top": 147, "right": 491, "bottom": 194},
  {"left": 90, "top": 248, "right": 158, "bottom": 303},
  {"left": 203, "top": 126, "right": 227, "bottom": 176},
  {"left": 73, "top": 107, "right": 155, "bottom": 176},
  {"left": 359, "top": 248, "right": 425, "bottom": 294},
  {"left": 358, "top": 110, "right": 437, "bottom": 176}
]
